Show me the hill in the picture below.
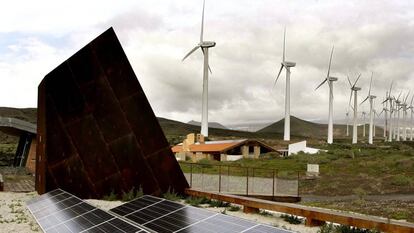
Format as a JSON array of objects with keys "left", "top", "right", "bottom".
[
  {"left": 187, "top": 120, "right": 228, "bottom": 130},
  {"left": 258, "top": 116, "right": 384, "bottom": 139}
]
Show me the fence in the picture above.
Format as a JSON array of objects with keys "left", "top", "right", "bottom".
[{"left": 179, "top": 162, "right": 300, "bottom": 197}]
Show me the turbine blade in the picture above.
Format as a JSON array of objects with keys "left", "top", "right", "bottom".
[
  {"left": 347, "top": 75, "right": 352, "bottom": 87},
  {"left": 200, "top": 48, "right": 212, "bottom": 74},
  {"left": 283, "top": 27, "right": 286, "bottom": 62},
  {"left": 182, "top": 45, "right": 200, "bottom": 61},
  {"left": 389, "top": 81, "right": 393, "bottom": 97},
  {"left": 410, "top": 94, "right": 414, "bottom": 105},
  {"left": 368, "top": 71, "right": 373, "bottom": 96},
  {"left": 360, "top": 96, "right": 369, "bottom": 105},
  {"left": 274, "top": 65, "right": 284, "bottom": 89},
  {"left": 353, "top": 73, "right": 361, "bottom": 87},
  {"left": 404, "top": 91, "right": 410, "bottom": 103},
  {"left": 200, "top": 0, "right": 205, "bottom": 42},
  {"left": 315, "top": 78, "right": 327, "bottom": 90},
  {"left": 327, "top": 45, "right": 334, "bottom": 77},
  {"left": 348, "top": 90, "right": 353, "bottom": 108},
  {"left": 397, "top": 92, "right": 402, "bottom": 101}
]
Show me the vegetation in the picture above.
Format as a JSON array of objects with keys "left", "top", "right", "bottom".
[
  {"left": 162, "top": 188, "right": 182, "bottom": 201},
  {"left": 280, "top": 214, "right": 302, "bottom": 224},
  {"left": 318, "top": 223, "right": 380, "bottom": 233}
]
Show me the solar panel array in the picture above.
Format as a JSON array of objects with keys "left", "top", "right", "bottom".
[
  {"left": 26, "top": 189, "right": 149, "bottom": 233},
  {"left": 110, "top": 195, "right": 292, "bottom": 233}
]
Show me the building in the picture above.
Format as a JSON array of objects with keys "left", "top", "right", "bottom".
[
  {"left": 0, "top": 117, "right": 37, "bottom": 173},
  {"left": 172, "top": 133, "right": 277, "bottom": 162}
]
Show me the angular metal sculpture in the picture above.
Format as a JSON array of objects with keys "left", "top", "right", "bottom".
[{"left": 36, "top": 28, "right": 188, "bottom": 198}]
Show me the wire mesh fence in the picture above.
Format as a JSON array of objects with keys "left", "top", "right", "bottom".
[{"left": 180, "top": 162, "right": 299, "bottom": 197}]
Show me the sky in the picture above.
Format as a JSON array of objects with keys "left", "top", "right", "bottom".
[{"left": 0, "top": 0, "right": 413, "bottom": 125}]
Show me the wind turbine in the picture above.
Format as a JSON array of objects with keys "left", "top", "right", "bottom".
[
  {"left": 182, "top": 0, "right": 216, "bottom": 137},
  {"left": 380, "top": 95, "right": 389, "bottom": 139},
  {"left": 315, "top": 46, "right": 337, "bottom": 144},
  {"left": 395, "top": 92, "right": 402, "bottom": 141},
  {"left": 384, "top": 82, "right": 394, "bottom": 142},
  {"left": 409, "top": 95, "right": 414, "bottom": 141},
  {"left": 274, "top": 28, "right": 296, "bottom": 141},
  {"left": 361, "top": 72, "right": 376, "bottom": 144},
  {"left": 348, "top": 74, "right": 362, "bottom": 144},
  {"left": 346, "top": 111, "right": 350, "bottom": 137},
  {"left": 361, "top": 111, "right": 367, "bottom": 138},
  {"left": 401, "top": 92, "right": 410, "bottom": 141}
]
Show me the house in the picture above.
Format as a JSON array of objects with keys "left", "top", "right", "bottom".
[
  {"left": 0, "top": 117, "right": 37, "bottom": 173},
  {"left": 171, "top": 133, "right": 276, "bottom": 162}
]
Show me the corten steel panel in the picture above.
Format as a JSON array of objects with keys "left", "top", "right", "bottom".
[{"left": 36, "top": 28, "right": 189, "bottom": 198}]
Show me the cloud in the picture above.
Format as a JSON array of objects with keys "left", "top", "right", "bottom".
[{"left": 0, "top": 0, "right": 413, "bottom": 126}]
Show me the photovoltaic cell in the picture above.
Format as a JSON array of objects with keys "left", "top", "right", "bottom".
[
  {"left": 27, "top": 189, "right": 149, "bottom": 233},
  {"left": 110, "top": 195, "right": 293, "bottom": 233}
]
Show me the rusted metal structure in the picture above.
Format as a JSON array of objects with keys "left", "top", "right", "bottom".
[
  {"left": 36, "top": 28, "right": 188, "bottom": 199},
  {"left": 186, "top": 189, "right": 414, "bottom": 233}
]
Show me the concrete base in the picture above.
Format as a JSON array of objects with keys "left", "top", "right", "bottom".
[
  {"left": 243, "top": 206, "right": 259, "bottom": 214},
  {"left": 306, "top": 217, "right": 325, "bottom": 227}
]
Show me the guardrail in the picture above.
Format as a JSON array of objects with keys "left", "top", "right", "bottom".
[
  {"left": 185, "top": 189, "right": 414, "bottom": 233},
  {"left": 179, "top": 162, "right": 300, "bottom": 198}
]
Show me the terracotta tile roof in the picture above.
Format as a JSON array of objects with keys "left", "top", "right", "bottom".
[{"left": 172, "top": 140, "right": 246, "bottom": 153}]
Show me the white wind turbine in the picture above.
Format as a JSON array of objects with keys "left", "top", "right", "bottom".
[
  {"left": 380, "top": 95, "right": 389, "bottom": 139},
  {"left": 346, "top": 111, "right": 350, "bottom": 137},
  {"left": 395, "top": 92, "right": 402, "bottom": 141},
  {"left": 182, "top": 0, "right": 215, "bottom": 137},
  {"left": 409, "top": 95, "right": 414, "bottom": 141},
  {"left": 273, "top": 28, "right": 296, "bottom": 141},
  {"left": 348, "top": 74, "right": 362, "bottom": 144},
  {"left": 401, "top": 92, "right": 410, "bottom": 141},
  {"left": 361, "top": 111, "right": 367, "bottom": 138},
  {"left": 383, "top": 83, "right": 394, "bottom": 142},
  {"left": 361, "top": 72, "right": 376, "bottom": 144},
  {"left": 315, "top": 46, "right": 337, "bottom": 144}
]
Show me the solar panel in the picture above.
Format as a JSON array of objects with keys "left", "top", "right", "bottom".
[
  {"left": 27, "top": 189, "right": 150, "bottom": 233},
  {"left": 110, "top": 195, "right": 293, "bottom": 233}
]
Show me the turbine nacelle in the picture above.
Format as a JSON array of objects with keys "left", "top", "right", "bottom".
[
  {"left": 199, "top": 41, "right": 216, "bottom": 48},
  {"left": 370, "top": 95, "right": 377, "bottom": 99},
  {"left": 328, "top": 77, "right": 338, "bottom": 82},
  {"left": 282, "top": 61, "right": 296, "bottom": 68},
  {"left": 352, "top": 87, "right": 361, "bottom": 91}
]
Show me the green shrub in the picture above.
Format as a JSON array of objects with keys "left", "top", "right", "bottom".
[
  {"left": 209, "top": 199, "right": 230, "bottom": 208},
  {"left": 163, "top": 188, "right": 182, "bottom": 201},
  {"left": 391, "top": 174, "right": 413, "bottom": 186},
  {"left": 102, "top": 190, "right": 118, "bottom": 201},
  {"left": 185, "top": 197, "right": 210, "bottom": 207},
  {"left": 227, "top": 205, "right": 241, "bottom": 212},
  {"left": 318, "top": 223, "right": 380, "bottom": 233},
  {"left": 280, "top": 214, "right": 302, "bottom": 224}
]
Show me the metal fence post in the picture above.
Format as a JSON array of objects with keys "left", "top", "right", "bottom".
[
  {"left": 190, "top": 163, "right": 193, "bottom": 188},
  {"left": 219, "top": 165, "right": 222, "bottom": 193},
  {"left": 201, "top": 166, "right": 204, "bottom": 191},
  {"left": 272, "top": 169, "right": 275, "bottom": 197},
  {"left": 297, "top": 171, "right": 300, "bottom": 197},
  {"left": 246, "top": 167, "right": 249, "bottom": 196}
]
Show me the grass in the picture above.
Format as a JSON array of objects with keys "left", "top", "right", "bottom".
[
  {"left": 280, "top": 214, "right": 302, "bottom": 224},
  {"left": 304, "top": 199, "right": 414, "bottom": 223}
]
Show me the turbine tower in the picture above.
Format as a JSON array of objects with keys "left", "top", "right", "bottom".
[
  {"left": 401, "top": 92, "right": 410, "bottom": 141},
  {"left": 395, "top": 92, "right": 402, "bottom": 141},
  {"left": 346, "top": 111, "right": 350, "bottom": 137},
  {"left": 315, "top": 46, "right": 337, "bottom": 144},
  {"left": 182, "top": 0, "right": 215, "bottom": 137},
  {"left": 384, "top": 82, "right": 394, "bottom": 142},
  {"left": 409, "top": 95, "right": 414, "bottom": 141},
  {"left": 380, "top": 95, "right": 389, "bottom": 139},
  {"left": 348, "top": 74, "right": 362, "bottom": 144},
  {"left": 361, "top": 72, "right": 376, "bottom": 144},
  {"left": 361, "top": 111, "right": 367, "bottom": 138},
  {"left": 274, "top": 28, "right": 296, "bottom": 141}
]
